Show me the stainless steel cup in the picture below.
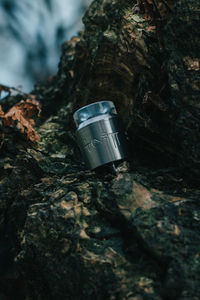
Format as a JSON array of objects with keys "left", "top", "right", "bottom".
[{"left": 73, "top": 101, "right": 129, "bottom": 170}]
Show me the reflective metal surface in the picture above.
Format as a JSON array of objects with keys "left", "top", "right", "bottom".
[
  {"left": 73, "top": 101, "right": 117, "bottom": 127},
  {"left": 73, "top": 101, "right": 129, "bottom": 170}
]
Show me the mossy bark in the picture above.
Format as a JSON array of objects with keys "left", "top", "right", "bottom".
[{"left": 1, "top": 0, "right": 200, "bottom": 299}]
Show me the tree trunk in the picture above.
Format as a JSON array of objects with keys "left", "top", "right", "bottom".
[{"left": 1, "top": 0, "right": 200, "bottom": 299}]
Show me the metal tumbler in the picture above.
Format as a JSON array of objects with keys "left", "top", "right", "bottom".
[{"left": 73, "top": 101, "right": 129, "bottom": 170}]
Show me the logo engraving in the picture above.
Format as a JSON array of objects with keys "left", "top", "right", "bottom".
[
  {"left": 84, "top": 139, "right": 101, "bottom": 152},
  {"left": 83, "top": 132, "right": 120, "bottom": 152},
  {"left": 101, "top": 132, "right": 120, "bottom": 148}
]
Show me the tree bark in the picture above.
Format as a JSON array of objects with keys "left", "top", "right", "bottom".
[{"left": 1, "top": 0, "right": 200, "bottom": 299}]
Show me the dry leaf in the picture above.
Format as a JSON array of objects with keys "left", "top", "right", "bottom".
[
  {"left": 0, "top": 98, "right": 41, "bottom": 142},
  {"left": 0, "top": 105, "right": 4, "bottom": 117}
]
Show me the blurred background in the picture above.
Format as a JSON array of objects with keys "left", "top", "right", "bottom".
[{"left": 0, "top": 0, "right": 91, "bottom": 92}]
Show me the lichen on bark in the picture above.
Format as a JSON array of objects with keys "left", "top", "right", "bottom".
[{"left": 1, "top": 0, "right": 200, "bottom": 299}]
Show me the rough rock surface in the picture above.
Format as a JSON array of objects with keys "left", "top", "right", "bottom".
[{"left": 0, "top": 0, "right": 200, "bottom": 299}]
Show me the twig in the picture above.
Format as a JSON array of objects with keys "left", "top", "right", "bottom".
[{"left": 0, "top": 83, "right": 34, "bottom": 100}]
